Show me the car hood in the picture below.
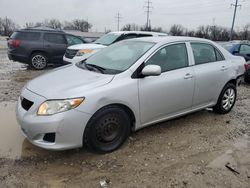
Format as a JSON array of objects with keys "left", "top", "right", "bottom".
[
  {"left": 26, "top": 64, "right": 114, "bottom": 99},
  {"left": 68, "top": 43, "right": 106, "bottom": 50}
]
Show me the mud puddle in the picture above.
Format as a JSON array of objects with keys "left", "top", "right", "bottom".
[
  {"left": 208, "top": 135, "right": 250, "bottom": 178},
  {"left": 0, "top": 102, "right": 51, "bottom": 159}
]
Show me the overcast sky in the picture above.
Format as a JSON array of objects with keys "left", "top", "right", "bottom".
[{"left": 0, "top": 0, "right": 249, "bottom": 32}]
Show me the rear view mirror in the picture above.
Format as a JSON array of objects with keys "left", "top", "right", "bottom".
[{"left": 141, "top": 65, "right": 161, "bottom": 77}]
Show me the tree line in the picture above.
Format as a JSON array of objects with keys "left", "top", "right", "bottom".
[
  {"left": 0, "top": 17, "right": 92, "bottom": 36},
  {"left": 0, "top": 17, "right": 250, "bottom": 41},
  {"left": 121, "top": 23, "right": 250, "bottom": 41}
]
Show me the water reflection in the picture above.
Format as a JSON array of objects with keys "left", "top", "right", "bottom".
[{"left": 0, "top": 102, "right": 52, "bottom": 159}]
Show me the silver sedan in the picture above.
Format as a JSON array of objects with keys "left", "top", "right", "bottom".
[{"left": 16, "top": 37, "right": 246, "bottom": 153}]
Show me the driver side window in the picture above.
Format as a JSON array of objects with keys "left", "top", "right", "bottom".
[{"left": 145, "top": 43, "right": 188, "bottom": 72}]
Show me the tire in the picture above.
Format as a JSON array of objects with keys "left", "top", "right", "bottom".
[
  {"left": 213, "top": 83, "right": 237, "bottom": 114},
  {"left": 83, "top": 106, "right": 131, "bottom": 153},
  {"left": 30, "top": 52, "right": 48, "bottom": 70}
]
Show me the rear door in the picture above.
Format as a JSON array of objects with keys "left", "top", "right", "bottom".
[
  {"left": 190, "top": 42, "right": 228, "bottom": 108},
  {"left": 43, "top": 33, "right": 67, "bottom": 62},
  {"left": 138, "top": 43, "right": 195, "bottom": 124}
]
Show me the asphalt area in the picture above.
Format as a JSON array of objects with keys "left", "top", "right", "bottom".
[{"left": 0, "top": 49, "right": 250, "bottom": 187}]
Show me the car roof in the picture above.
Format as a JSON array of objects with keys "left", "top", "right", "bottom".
[
  {"left": 109, "top": 31, "right": 168, "bottom": 36},
  {"left": 128, "top": 36, "right": 214, "bottom": 44},
  {"left": 19, "top": 26, "right": 64, "bottom": 33}
]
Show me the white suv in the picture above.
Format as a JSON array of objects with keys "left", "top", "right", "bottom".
[{"left": 63, "top": 31, "right": 167, "bottom": 64}]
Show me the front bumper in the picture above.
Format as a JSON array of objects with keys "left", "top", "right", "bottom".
[{"left": 16, "top": 88, "right": 91, "bottom": 150}]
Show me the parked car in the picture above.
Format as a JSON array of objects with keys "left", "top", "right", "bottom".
[
  {"left": 219, "top": 41, "right": 250, "bottom": 83},
  {"left": 7, "top": 27, "right": 86, "bottom": 70},
  {"left": 63, "top": 31, "right": 168, "bottom": 64},
  {"left": 16, "top": 37, "right": 246, "bottom": 153}
]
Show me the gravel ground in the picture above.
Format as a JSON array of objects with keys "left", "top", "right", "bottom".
[{"left": 0, "top": 50, "right": 250, "bottom": 188}]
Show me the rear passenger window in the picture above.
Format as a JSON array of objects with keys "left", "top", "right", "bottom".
[
  {"left": 12, "top": 32, "right": 40, "bottom": 41},
  {"left": 146, "top": 43, "right": 188, "bottom": 72},
  {"left": 44, "top": 33, "right": 66, "bottom": 44},
  {"left": 215, "top": 49, "right": 224, "bottom": 61},
  {"left": 191, "top": 43, "right": 224, "bottom": 65}
]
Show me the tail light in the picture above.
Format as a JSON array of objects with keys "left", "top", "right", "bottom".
[
  {"left": 8, "top": 39, "right": 20, "bottom": 48},
  {"left": 244, "top": 63, "right": 249, "bottom": 71}
]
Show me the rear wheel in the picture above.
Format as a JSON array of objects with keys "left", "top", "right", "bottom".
[
  {"left": 30, "top": 53, "right": 48, "bottom": 70},
  {"left": 83, "top": 106, "right": 131, "bottom": 153},
  {"left": 213, "top": 83, "right": 237, "bottom": 114}
]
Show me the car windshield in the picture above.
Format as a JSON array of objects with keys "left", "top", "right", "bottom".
[
  {"left": 77, "top": 41, "right": 155, "bottom": 74},
  {"left": 94, "top": 33, "right": 121, "bottom": 46}
]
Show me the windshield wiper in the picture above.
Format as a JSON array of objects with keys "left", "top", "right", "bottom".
[{"left": 85, "top": 63, "right": 106, "bottom": 73}]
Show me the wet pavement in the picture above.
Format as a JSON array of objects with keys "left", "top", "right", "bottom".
[
  {"left": 0, "top": 102, "right": 53, "bottom": 159},
  {"left": 0, "top": 50, "right": 250, "bottom": 187}
]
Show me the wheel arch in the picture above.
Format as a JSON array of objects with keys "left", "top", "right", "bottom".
[
  {"left": 29, "top": 50, "right": 49, "bottom": 60},
  {"left": 89, "top": 103, "right": 136, "bottom": 131}
]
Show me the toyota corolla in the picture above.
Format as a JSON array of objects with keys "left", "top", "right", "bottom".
[{"left": 16, "top": 37, "right": 246, "bottom": 153}]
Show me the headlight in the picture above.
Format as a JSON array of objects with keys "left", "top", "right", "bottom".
[
  {"left": 37, "top": 98, "right": 85, "bottom": 116},
  {"left": 75, "top": 49, "right": 94, "bottom": 56}
]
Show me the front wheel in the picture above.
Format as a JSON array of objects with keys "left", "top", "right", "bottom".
[
  {"left": 83, "top": 106, "right": 131, "bottom": 153},
  {"left": 213, "top": 83, "right": 237, "bottom": 114}
]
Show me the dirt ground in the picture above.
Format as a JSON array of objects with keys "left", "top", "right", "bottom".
[{"left": 0, "top": 49, "right": 250, "bottom": 188}]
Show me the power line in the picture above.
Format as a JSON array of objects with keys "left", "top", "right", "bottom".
[
  {"left": 230, "top": 0, "right": 242, "bottom": 40},
  {"left": 144, "top": 0, "right": 153, "bottom": 30},
  {"left": 115, "top": 12, "right": 122, "bottom": 31}
]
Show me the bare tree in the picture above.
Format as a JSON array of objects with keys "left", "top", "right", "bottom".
[
  {"left": 63, "top": 19, "right": 92, "bottom": 32},
  {"left": 121, "top": 23, "right": 140, "bottom": 31},
  {"left": 0, "top": 17, "right": 19, "bottom": 36},
  {"left": 240, "top": 24, "right": 250, "bottom": 40},
  {"left": 169, "top": 24, "right": 185, "bottom": 36},
  {"left": 195, "top": 25, "right": 210, "bottom": 39},
  {"left": 44, "top": 19, "right": 62, "bottom": 29}
]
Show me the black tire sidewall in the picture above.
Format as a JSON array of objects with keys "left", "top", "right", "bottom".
[
  {"left": 214, "top": 83, "right": 237, "bottom": 114},
  {"left": 83, "top": 107, "right": 131, "bottom": 153},
  {"left": 30, "top": 53, "right": 48, "bottom": 70}
]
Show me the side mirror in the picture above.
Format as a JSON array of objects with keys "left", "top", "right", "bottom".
[{"left": 141, "top": 65, "right": 161, "bottom": 77}]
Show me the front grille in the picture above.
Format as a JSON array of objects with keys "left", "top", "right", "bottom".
[
  {"left": 21, "top": 97, "right": 34, "bottom": 111},
  {"left": 65, "top": 49, "right": 78, "bottom": 59}
]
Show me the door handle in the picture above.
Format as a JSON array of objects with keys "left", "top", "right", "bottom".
[
  {"left": 220, "top": 66, "right": 228, "bottom": 71},
  {"left": 184, "top": 73, "right": 193, "bottom": 79}
]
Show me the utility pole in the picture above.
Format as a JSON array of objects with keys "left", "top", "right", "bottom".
[
  {"left": 115, "top": 12, "right": 122, "bottom": 31},
  {"left": 230, "top": 0, "right": 241, "bottom": 41},
  {"left": 144, "top": 0, "right": 153, "bottom": 31}
]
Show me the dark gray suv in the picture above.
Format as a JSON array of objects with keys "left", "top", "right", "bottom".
[{"left": 8, "top": 28, "right": 86, "bottom": 70}]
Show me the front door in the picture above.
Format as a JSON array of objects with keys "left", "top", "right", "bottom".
[{"left": 138, "top": 43, "right": 195, "bottom": 124}]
